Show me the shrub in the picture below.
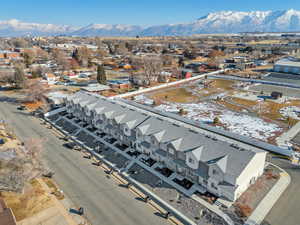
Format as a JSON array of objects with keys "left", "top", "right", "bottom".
[{"left": 236, "top": 203, "right": 252, "bottom": 218}]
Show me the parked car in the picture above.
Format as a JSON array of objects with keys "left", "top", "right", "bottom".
[
  {"left": 17, "top": 105, "right": 26, "bottom": 110},
  {"left": 64, "top": 142, "right": 77, "bottom": 149},
  {"left": 43, "top": 171, "right": 55, "bottom": 178}
]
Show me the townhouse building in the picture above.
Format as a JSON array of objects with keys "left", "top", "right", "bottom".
[{"left": 63, "top": 92, "right": 267, "bottom": 201}]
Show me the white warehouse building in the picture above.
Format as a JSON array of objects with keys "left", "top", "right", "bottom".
[{"left": 273, "top": 58, "right": 300, "bottom": 74}]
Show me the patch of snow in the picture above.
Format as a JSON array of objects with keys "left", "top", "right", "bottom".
[
  {"left": 134, "top": 94, "right": 283, "bottom": 141},
  {"left": 279, "top": 106, "right": 300, "bottom": 120},
  {"left": 219, "top": 112, "right": 281, "bottom": 141},
  {"left": 134, "top": 95, "right": 154, "bottom": 105}
]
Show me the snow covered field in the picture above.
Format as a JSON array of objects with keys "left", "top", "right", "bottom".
[
  {"left": 279, "top": 106, "right": 300, "bottom": 120},
  {"left": 134, "top": 94, "right": 283, "bottom": 142}
]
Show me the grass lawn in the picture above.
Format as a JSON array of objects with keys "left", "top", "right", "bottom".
[
  {"left": 212, "top": 79, "right": 236, "bottom": 90},
  {"left": 194, "top": 79, "right": 236, "bottom": 98},
  {"left": 150, "top": 87, "right": 199, "bottom": 103},
  {"left": 230, "top": 97, "right": 258, "bottom": 107},
  {"left": 218, "top": 100, "right": 246, "bottom": 112}
]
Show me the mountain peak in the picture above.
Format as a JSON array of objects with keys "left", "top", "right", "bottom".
[{"left": 0, "top": 9, "right": 300, "bottom": 37}]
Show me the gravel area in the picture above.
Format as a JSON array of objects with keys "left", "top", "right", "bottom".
[
  {"left": 100, "top": 148, "right": 130, "bottom": 169},
  {"left": 76, "top": 130, "right": 95, "bottom": 147},
  {"left": 55, "top": 117, "right": 64, "bottom": 127},
  {"left": 62, "top": 119, "right": 79, "bottom": 134},
  {"left": 129, "top": 164, "right": 162, "bottom": 189},
  {"left": 47, "top": 113, "right": 60, "bottom": 122}
]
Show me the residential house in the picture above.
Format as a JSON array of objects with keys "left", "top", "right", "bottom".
[
  {"left": 63, "top": 92, "right": 267, "bottom": 201},
  {"left": 43, "top": 73, "right": 58, "bottom": 85}
]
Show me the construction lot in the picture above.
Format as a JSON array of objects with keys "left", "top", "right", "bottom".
[{"left": 133, "top": 77, "right": 300, "bottom": 146}]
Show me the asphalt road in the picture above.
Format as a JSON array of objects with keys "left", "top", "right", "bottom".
[{"left": 0, "top": 95, "right": 167, "bottom": 225}]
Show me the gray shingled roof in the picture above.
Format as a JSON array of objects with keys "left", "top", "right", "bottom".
[{"left": 66, "top": 91, "right": 262, "bottom": 178}]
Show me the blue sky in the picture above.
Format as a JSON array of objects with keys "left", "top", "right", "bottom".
[{"left": 1, "top": 0, "right": 300, "bottom": 26}]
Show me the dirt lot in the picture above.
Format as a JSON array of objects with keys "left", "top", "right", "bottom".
[
  {"left": 0, "top": 179, "right": 54, "bottom": 221},
  {"left": 151, "top": 87, "right": 199, "bottom": 103},
  {"left": 42, "top": 178, "right": 65, "bottom": 200}
]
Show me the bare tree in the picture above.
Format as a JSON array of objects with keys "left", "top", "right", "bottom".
[
  {"left": 0, "top": 137, "right": 46, "bottom": 192},
  {"left": 36, "top": 48, "right": 49, "bottom": 61},
  {"left": 0, "top": 70, "right": 14, "bottom": 84},
  {"left": 39, "top": 98, "right": 51, "bottom": 113},
  {"left": 23, "top": 138, "right": 46, "bottom": 179},
  {"left": 73, "top": 46, "right": 92, "bottom": 67},
  {"left": 23, "top": 49, "right": 36, "bottom": 67},
  {"left": 131, "top": 56, "right": 163, "bottom": 85},
  {"left": 171, "top": 66, "right": 181, "bottom": 79},
  {"left": 14, "top": 63, "right": 26, "bottom": 89},
  {"left": 51, "top": 49, "right": 70, "bottom": 70},
  {"left": 23, "top": 79, "right": 50, "bottom": 103},
  {"left": 142, "top": 56, "right": 163, "bottom": 85}
]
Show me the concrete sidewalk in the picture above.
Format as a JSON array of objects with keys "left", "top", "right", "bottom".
[
  {"left": 18, "top": 179, "right": 88, "bottom": 225},
  {"left": 245, "top": 164, "right": 291, "bottom": 225},
  {"left": 37, "top": 179, "right": 88, "bottom": 225}
]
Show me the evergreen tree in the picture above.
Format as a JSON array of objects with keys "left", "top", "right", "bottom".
[{"left": 97, "top": 65, "right": 106, "bottom": 85}]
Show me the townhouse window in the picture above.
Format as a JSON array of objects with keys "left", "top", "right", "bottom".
[
  {"left": 188, "top": 157, "right": 194, "bottom": 164},
  {"left": 168, "top": 147, "right": 174, "bottom": 154},
  {"left": 151, "top": 137, "right": 156, "bottom": 145}
]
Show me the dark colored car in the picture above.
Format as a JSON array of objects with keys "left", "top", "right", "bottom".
[
  {"left": 64, "top": 142, "right": 77, "bottom": 149},
  {"left": 17, "top": 105, "right": 26, "bottom": 110}
]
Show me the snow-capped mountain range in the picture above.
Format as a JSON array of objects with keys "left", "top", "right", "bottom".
[
  {"left": 0, "top": 19, "right": 77, "bottom": 37},
  {"left": 2, "top": 9, "right": 300, "bottom": 37}
]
